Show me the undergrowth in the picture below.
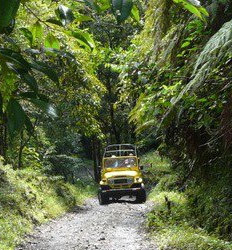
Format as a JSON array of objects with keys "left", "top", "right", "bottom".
[
  {"left": 0, "top": 159, "right": 97, "bottom": 250},
  {"left": 141, "top": 151, "right": 171, "bottom": 187},
  {"left": 143, "top": 151, "right": 232, "bottom": 250}
]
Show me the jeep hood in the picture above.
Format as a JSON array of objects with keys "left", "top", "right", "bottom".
[{"left": 104, "top": 170, "right": 138, "bottom": 179}]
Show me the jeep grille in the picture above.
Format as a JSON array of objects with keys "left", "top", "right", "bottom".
[{"left": 109, "top": 178, "right": 133, "bottom": 185}]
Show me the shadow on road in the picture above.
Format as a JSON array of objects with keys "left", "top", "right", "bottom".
[{"left": 106, "top": 196, "right": 142, "bottom": 205}]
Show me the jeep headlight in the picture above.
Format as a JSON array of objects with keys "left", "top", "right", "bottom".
[
  {"left": 135, "top": 177, "right": 143, "bottom": 183},
  {"left": 100, "top": 179, "right": 107, "bottom": 185}
]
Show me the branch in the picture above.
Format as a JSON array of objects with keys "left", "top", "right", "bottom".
[{"left": 24, "top": 5, "right": 51, "bottom": 29}]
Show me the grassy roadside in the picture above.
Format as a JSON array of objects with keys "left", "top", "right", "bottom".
[
  {"left": 0, "top": 159, "right": 97, "bottom": 250},
  {"left": 142, "top": 151, "right": 232, "bottom": 250}
]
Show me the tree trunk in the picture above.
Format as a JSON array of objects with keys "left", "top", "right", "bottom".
[
  {"left": 92, "top": 138, "right": 100, "bottom": 182},
  {"left": 107, "top": 80, "right": 121, "bottom": 143},
  {"left": 0, "top": 112, "right": 7, "bottom": 158},
  {"left": 17, "top": 130, "right": 24, "bottom": 169},
  {"left": 0, "top": 124, "right": 4, "bottom": 157},
  {"left": 109, "top": 102, "right": 121, "bottom": 143}
]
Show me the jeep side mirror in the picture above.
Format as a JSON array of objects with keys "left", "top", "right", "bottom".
[{"left": 140, "top": 165, "right": 144, "bottom": 170}]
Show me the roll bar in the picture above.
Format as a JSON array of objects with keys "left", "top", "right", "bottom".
[{"left": 103, "top": 144, "right": 138, "bottom": 157}]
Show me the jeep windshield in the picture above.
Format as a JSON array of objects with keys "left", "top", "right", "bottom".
[{"left": 104, "top": 157, "right": 137, "bottom": 168}]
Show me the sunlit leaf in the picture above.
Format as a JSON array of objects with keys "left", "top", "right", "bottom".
[
  {"left": 199, "top": 6, "right": 209, "bottom": 17},
  {"left": 44, "top": 34, "right": 60, "bottom": 50},
  {"left": 75, "top": 14, "right": 93, "bottom": 22},
  {"left": 31, "top": 21, "right": 43, "bottom": 44},
  {"left": 130, "top": 4, "right": 140, "bottom": 22},
  {"left": 68, "top": 30, "right": 95, "bottom": 50},
  {"left": 181, "top": 41, "right": 191, "bottom": 48},
  {"left": 173, "top": 0, "right": 208, "bottom": 20},
  {"left": 97, "top": 0, "right": 111, "bottom": 12}
]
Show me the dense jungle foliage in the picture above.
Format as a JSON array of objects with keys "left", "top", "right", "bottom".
[{"left": 1, "top": 0, "right": 232, "bottom": 249}]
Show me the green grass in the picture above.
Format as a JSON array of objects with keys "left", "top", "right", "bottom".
[
  {"left": 141, "top": 151, "right": 170, "bottom": 173},
  {"left": 0, "top": 160, "right": 97, "bottom": 250},
  {"left": 141, "top": 151, "right": 171, "bottom": 187},
  {"left": 152, "top": 226, "right": 232, "bottom": 250},
  {"left": 142, "top": 151, "right": 232, "bottom": 250},
  {"left": 148, "top": 189, "right": 232, "bottom": 249}
]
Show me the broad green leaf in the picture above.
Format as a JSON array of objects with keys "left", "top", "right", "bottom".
[
  {"left": 43, "top": 48, "right": 77, "bottom": 62},
  {"left": 31, "top": 21, "right": 43, "bottom": 44},
  {"left": 46, "top": 18, "right": 63, "bottom": 27},
  {"left": 56, "top": 5, "right": 75, "bottom": 26},
  {"left": 6, "top": 62, "right": 38, "bottom": 93},
  {"left": 182, "top": 3, "right": 203, "bottom": 19},
  {"left": 7, "top": 98, "right": 26, "bottom": 138},
  {"left": 75, "top": 15, "right": 93, "bottom": 22},
  {"left": 19, "top": 92, "right": 49, "bottom": 102},
  {"left": 0, "top": 0, "right": 20, "bottom": 33},
  {"left": 111, "top": 0, "right": 133, "bottom": 24},
  {"left": 44, "top": 34, "right": 60, "bottom": 50},
  {"left": 97, "top": 0, "right": 111, "bottom": 12},
  {"left": 173, "top": 0, "right": 208, "bottom": 20},
  {"left": 130, "top": 5, "right": 140, "bottom": 22},
  {"left": 20, "top": 28, "right": 33, "bottom": 46},
  {"left": 20, "top": 72, "right": 38, "bottom": 93},
  {"left": 181, "top": 41, "right": 191, "bottom": 48},
  {"left": 28, "top": 99, "right": 57, "bottom": 118},
  {"left": 19, "top": 91, "right": 57, "bottom": 118},
  {"left": 199, "top": 7, "right": 209, "bottom": 17},
  {"left": 68, "top": 30, "right": 95, "bottom": 50},
  {"left": 83, "top": 0, "right": 110, "bottom": 12},
  {"left": 30, "top": 60, "right": 59, "bottom": 83},
  {"left": 0, "top": 48, "right": 31, "bottom": 71},
  {"left": 2, "top": 36, "right": 19, "bottom": 48}
]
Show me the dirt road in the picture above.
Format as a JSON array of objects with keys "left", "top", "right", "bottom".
[{"left": 17, "top": 197, "right": 156, "bottom": 250}]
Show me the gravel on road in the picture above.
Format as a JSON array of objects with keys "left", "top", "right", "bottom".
[{"left": 17, "top": 197, "right": 156, "bottom": 250}]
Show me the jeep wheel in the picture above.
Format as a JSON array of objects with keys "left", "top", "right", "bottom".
[
  {"left": 98, "top": 190, "right": 109, "bottom": 205},
  {"left": 136, "top": 189, "right": 146, "bottom": 203}
]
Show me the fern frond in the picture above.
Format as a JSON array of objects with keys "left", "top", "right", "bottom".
[
  {"left": 157, "top": 19, "right": 232, "bottom": 131},
  {"left": 135, "top": 119, "right": 156, "bottom": 133},
  {"left": 173, "top": 19, "right": 232, "bottom": 106}
]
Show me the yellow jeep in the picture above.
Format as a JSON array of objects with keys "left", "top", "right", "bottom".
[{"left": 98, "top": 144, "right": 146, "bottom": 205}]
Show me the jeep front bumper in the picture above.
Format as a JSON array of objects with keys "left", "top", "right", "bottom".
[{"left": 100, "top": 183, "right": 145, "bottom": 196}]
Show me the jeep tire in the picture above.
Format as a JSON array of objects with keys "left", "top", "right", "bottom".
[
  {"left": 98, "top": 190, "right": 109, "bottom": 205},
  {"left": 136, "top": 188, "right": 146, "bottom": 203}
]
